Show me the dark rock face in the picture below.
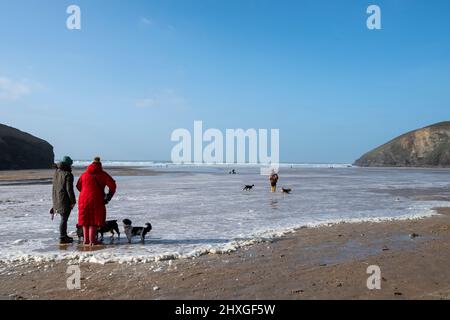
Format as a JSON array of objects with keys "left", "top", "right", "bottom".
[
  {"left": 0, "top": 124, "right": 54, "bottom": 170},
  {"left": 354, "top": 122, "right": 450, "bottom": 167}
]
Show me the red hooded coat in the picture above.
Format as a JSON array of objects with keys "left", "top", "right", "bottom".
[{"left": 76, "top": 163, "right": 117, "bottom": 227}]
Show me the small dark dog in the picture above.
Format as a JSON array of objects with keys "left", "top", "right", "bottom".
[
  {"left": 76, "top": 224, "right": 84, "bottom": 240},
  {"left": 98, "top": 220, "right": 120, "bottom": 241},
  {"left": 122, "top": 219, "right": 152, "bottom": 243},
  {"left": 76, "top": 220, "right": 121, "bottom": 241},
  {"left": 243, "top": 184, "right": 255, "bottom": 191},
  {"left": 281, "top": 188, "right": 292, "bottom": 194}
]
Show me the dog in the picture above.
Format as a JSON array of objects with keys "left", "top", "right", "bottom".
[
  {"left": 76, "top": 220, "right": 121, "bottom": 241},
  {"left": 122, "top": 219, "right": 152, "bottom": 243},
  {"left": 243, "top": 184, "right": 255, "bottom": 191},
  {"left": 281, "top": 188, "right": 292, "bottom": 194},
  {"left": 98, "top": 220, "right": 120, "bottom": 241},
  {"left": 76, "top": 224, "right": 84, "bottom": 240}
]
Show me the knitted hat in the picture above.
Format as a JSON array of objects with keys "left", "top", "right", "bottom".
[{"left": 61, "top": 156, "right": 73, "bottom": 166}]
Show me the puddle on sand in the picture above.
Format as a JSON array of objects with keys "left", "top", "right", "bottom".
[{"left": 302, "top": 233, "right": 434, "bottom": 266}]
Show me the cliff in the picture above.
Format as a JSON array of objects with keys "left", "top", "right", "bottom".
[
  {"left": 0, "top": 124, "right": 54, "bottom": 170},
  {"left": 354, "top": 122, "right": 450, "bottom": 167}
]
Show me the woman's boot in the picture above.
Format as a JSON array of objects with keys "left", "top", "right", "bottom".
[
  {"left": 89, "top": 226, "right": 101, "bottom": 245},
  {"left": 83, "top": 226, "right": 90, "bottom": 245}
]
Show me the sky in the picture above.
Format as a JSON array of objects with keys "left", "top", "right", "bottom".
[{"left": 1, "top": 0, "right": 450, "bottom": 163}]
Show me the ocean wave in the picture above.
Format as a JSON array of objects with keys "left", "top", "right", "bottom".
[{"left": 70, "top": 160, "right": 352, "bottom": 169}]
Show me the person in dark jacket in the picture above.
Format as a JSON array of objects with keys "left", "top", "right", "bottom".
[{"left": 51, "top": 156, "right": 76, "bottom": 244}]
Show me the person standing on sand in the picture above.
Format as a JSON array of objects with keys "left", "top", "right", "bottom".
[
  {"left": 51, "top": 156, "right": 76, "bottom": 244},
  {"left": 76, "top": 157, "right": 116, "bottom": 246},
  {"left": 269, "top": 169, "right": 279, "bottom": 193}
]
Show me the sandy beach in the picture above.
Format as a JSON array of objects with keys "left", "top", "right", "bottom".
[{"left": 0, "top": 207, "right": 448, "bottom": 300}]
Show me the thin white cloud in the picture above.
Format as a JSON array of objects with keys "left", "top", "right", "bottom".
[
  {"left": 136, "top": 89, "right": 186, "bottom": 109},
  {"left": 0, "top": 76, "right": 32, "bottom": 101},
  {"left": 140, "top": 17, "right": 153, "bottom": 26}
]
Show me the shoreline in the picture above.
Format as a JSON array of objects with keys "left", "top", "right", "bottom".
[
  {"left": 2, "top": 165, "right": 450, "bottom": 181},
  {"left": 1, "top": 208, "right": 449, "bottom": 300},
  {"left": 0, "top": 210, "right": 440, "bottom": 266},
  {"left": 0, "top": 167, "right": 161, "bottom": 185},
  {"left": 1, "top": 167, "right": 449, "bottom": 299}
]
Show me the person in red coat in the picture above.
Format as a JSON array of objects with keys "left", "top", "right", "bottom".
[{"left": 76, "top": 157, "right": 116, "bottom": 245}]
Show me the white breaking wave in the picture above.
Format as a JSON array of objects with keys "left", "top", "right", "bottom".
[
  {"left": 72, "top": 160, "right": 169, "bottom": 167},
  {"left": 0, "top": 211, "right": 438, "bottom": 266},
  {"left": 70, "top": 160, "right": 352, "bottom": 169}
]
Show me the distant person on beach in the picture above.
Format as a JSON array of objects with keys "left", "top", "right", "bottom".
[
  {"left": 76, "top": 157, "right": 116, "bottom": 245},
  {"left": 51, "top": 156, "right": 76, "bottom": 244},
  {"left": 269, "top": 169, "right": 279, "bottom": 193}
]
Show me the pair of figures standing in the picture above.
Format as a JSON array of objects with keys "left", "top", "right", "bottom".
[{"left": 51, "top": 157, "right": 116, "bottom": 245}]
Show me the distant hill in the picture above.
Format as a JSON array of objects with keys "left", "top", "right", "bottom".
[
  {"left": 354, "top": 122, "right": 450, "bottom": 167},
  {"left": 0, "top": 124, "right": 54, "bottom": 170}
]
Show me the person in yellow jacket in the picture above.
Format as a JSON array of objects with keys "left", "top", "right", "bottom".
[{"left": 269, "top": 169, "right": 279, "bottom": 193}]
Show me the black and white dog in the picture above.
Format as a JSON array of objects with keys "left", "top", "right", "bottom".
[
  {"left": 122, "top": 219, "right": 152, "bottom": 243},
  {"left": 243, "top": 184, "right": 255, "bottom": 191}
]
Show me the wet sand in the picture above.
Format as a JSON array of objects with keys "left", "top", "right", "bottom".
[
  {"left": 1, "top": 208, "right": 449, "bottom": 300},
  {"left": 0, "top": 167, "right": 160, "bottom": 185}
]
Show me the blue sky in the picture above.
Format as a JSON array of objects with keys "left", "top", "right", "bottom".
[{"left": 1, "top": 0, "right": 450, "bottom": 163}]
